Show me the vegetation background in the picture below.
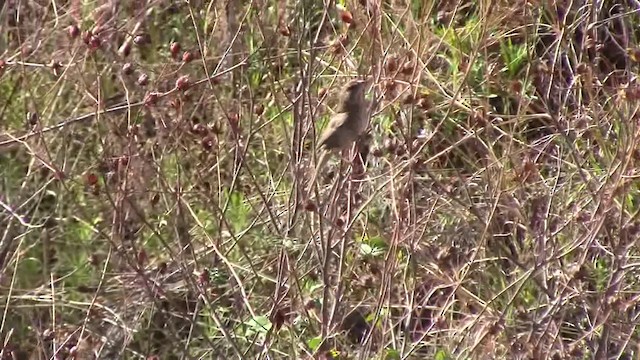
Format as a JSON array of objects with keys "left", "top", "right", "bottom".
[{"left": 1, "top": 0, "right": 639, "bottom": 359}]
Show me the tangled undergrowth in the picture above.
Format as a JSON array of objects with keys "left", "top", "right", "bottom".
[{"left": 2, "top": 0, "right": 640, "bottom": 359}]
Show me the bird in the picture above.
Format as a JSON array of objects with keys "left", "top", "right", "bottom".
[{"left": 308, "top": 79, "right": 369, "bottom": 192}]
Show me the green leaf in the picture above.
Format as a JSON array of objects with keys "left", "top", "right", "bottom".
[
  {"left": 360, "top": 243, "right": 385, "bottom": 257},
  {"left": 385, "top": 348, "right": 400, "bottom": 360},
  {"left": 434, "top": 349, "right": 451, "bottom": 360},
  {"left": 244, "top": 315, "right": 272, "bottom": 336},
  {"left": 307, "top": 336, "right": 322, "bottom": 351}
]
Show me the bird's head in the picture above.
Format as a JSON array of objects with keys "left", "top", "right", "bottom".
[
  {"left": 344, "top": 79, "right": 366, "bottom": 96},
  {"left": 339, "top": 79, "right": 367, "bottom": 112}
]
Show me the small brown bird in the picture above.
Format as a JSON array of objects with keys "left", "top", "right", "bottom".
[{"left": 308, "top": 79, "right": 368, "bottom": 191}]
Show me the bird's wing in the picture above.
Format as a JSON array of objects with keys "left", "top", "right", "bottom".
[
  {"left": 327, "top": 112, "right": 349, "bottom": 130},
  {"left": 318, "top": 113, "right": 351, "bottom": 149}
]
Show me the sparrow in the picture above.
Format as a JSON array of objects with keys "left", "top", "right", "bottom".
[{"left": 308, "top": 79, "right": 368, "bottom": 191}]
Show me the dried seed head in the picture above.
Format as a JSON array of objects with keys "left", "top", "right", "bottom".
[
  {"left": 122, "top": 62, "right": 134, "bottom": 75},
  {"left": 304, "top": 201, "right": 317, "bottom": 212},
  {"left": 254, "top": 104, "right": 264, "bottom": 116},
  {"left": 278, "top": 22, "right": 291, "bottom": 37},
  {"left": 198, "top": 269, "right": 210, "bottom": 286},
  {"left": 401, "top": 62, "right": 414, "bottom": 75},
  {"left": 192, "top": 123, "right": 208, "bottom": 136},
  {"left": 170, "top": 42, "right": 181, "bottom": 58},
  {"left": 576, "top": 62, "right": 589, "bottom": 75},
  {"left": 201, "top": 136, "right": 215, "bottom": 151},
  {"left": 386, "top": 56, "right": 399, "bottom": 73},
  {"left": 510, "top": 80, "right": 522, "bottom": 93},
  {"left": 88, "top": 35, "right": 101, "bottom": 50},
  {"left": 86, "top": 173, "right": 98, "bottom": 186},
  {"left": 417, "top": 96, "right": 431, "bottom": 111},
  {"left": 133, "top": 33, "right": 150, "bottom": 46},
  {"left": 67, "top": 24, "right": 80, "bottom": 39},
  {"left": 305, "top": 299, "right": 317, "bottom": 310},
  {"left": 82, "top": 30, "right": 92, "bottom": 44},
  {"left": 137, "top": 73, "right": 149, "bottom": 86},
  {"left": 143, "top": 92, "right": 159, "bottom": 106},
  {"left": 182, "top": 51, "right": 193, "bottom": 63},
  {"left": 176, "top": 75, "right": 190, "bottom": 91},
  {"left": 340, "top": 10, "right": 353, "bottom": 24},
  {"left": 383, "top": 79, "right": 398, "bottom": 93},
  {"left": 42, "top": 328, "right": 55, "bottom": 341}
]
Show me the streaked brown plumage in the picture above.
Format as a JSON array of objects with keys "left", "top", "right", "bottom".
[{"left": 308, "top": 79, "right": 368, "bottom": 192}]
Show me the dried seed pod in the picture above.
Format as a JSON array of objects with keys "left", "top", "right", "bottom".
[
  {"left": 340, "top": 10, "right": 353, "bottom": 24},
  {"left": 133, "top": 33, "right": 150, "bottom": 46},
  {"left": 385, "top": 55, "right": 399, "bottom": 73},
  {"left": 254, "top": 104, "right": 264, "bottom": 116},
  {"left": 122, "top": 62, "right": 134, "bottom": 75},
  {"left": 143, "top": 92, "right": 159, "bottom": 106},
  {"left": 88, "top": 35, "right": 101, "bottom": 50},
  {"left": 170, "top": 42, "right": 181, "bottom": 58},
  {"left": 182, "top": 51, "right": 194, "bottom": 63},
  {"left": 278, "top": 21, "right": 291, "bottom": 37},
  {"left": 304, "top": 201, "right": 317, "bottom": 212},
  {"left": 176, "top": 75, "right": 190, "bottom": 91},
  {"left": 401, "top": 62, "right": 414, "bottom": 75},
  {"left": 137, "top": 73, "right": 149, "bottom": 86},
  {"left": 68, "top": 25, "right": 80, "bottom": 39},
  {"left": 201, "top": 136, "right": 215, "bottom": 151}
]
